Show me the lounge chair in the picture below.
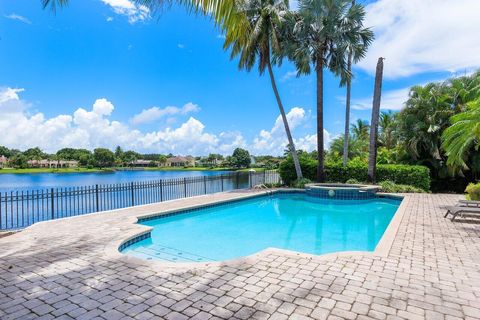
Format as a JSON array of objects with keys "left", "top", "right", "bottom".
[
  {"left": 458, "top": 199, "right": 480, "bottom": 207},
  {"left": 444, "top": 205, "right": 480, "bottom": 221}
]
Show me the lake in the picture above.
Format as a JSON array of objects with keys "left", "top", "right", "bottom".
[{"left": 0, "top": 170, "right": 232, "bottom": 192}]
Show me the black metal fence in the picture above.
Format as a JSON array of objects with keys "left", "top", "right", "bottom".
[{"left": 0, "top": 170, "right": 281, "bottom": 230}]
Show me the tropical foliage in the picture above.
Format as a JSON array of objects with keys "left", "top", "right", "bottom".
[
  {"left": 465, "top": 182, "right": 480, "bottom": 200},
  {"left": 442, "top": 98, "right": 480, "bottom": 170},
  {"left": 325, "top": 71, "right": 480, "bottom": 191}
]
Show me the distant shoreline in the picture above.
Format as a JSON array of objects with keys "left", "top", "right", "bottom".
[{"left": 0, "top": 167, "right": 266, "bottom": 175}]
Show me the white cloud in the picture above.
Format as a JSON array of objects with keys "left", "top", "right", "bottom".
[
  {"left": 106, "top": 16, "right": 114, "bottom": 22},
  {"left": 350, "top": 87, "right": 410, "bottom": 111},
  {"left": 0, "top": 88, "right": 243, "bottom": 155},
  {"left": 177, "top": 44, "right": 185, "bottom": 49},
  {"left": 100, "top": 0, "right": 150, "bottom": 24},
  {"left": 182, "top": 102, "right": 200, "bottom": 114},
  {"left": 295, "top": 131, "right": 332, "bottom": 152},
  {"left": 359, "top": 0, "right": 480, "bottom": 78},
  {"left": 131, "top": 103, "right": 200, "bottom": 125},
  {"left": 281, "top": 71, "right": 297, "bottom": 82},
  {"left": 4, "top": 13, "right": 31, "bottom": 24},
  {"left": 251, "top": 107, "right": 331, "bottom": 155},
  {"left": 0, "top": 88, "right": 24, "bottom": 104}
]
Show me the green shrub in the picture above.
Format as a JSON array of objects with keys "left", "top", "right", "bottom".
[
  {"left": 379, "top": 180, "right": 425, "bottom": 193},
  {"left": 279, "top": 157, "right": 431, "bottom": 191},
  {"left": 279, "top": 155, "right": 317, "bottom": 186},
  {"left": 292, "top": 178, "right": 312, "bottom": 189},
  {"left": 345, "top": 178, "right": 361, "bottom": 184},
  {"left": 465, "top": 182, "right": 480, "bottom": 200}
]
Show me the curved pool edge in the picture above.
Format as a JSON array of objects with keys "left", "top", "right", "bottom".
[{"left": 109, "top": 189, "right": 406, "bottom": 270}]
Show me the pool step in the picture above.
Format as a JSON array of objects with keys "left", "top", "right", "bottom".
[{"left": 128, "top": 245, "right": 214, "bottom": 263}]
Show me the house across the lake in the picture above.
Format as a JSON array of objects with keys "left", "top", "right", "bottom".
[
  {"left": 28, "top": 160, "right": 79, "bottom": 168},
  {"left": 129, "top": 159, "right": 155, "bottom": 167},
  {"left": 0, "top": 155, "right": 8, "bottom": 168},
  {"left": 166, "top": 156, "right": 195, "bottom": 167}
]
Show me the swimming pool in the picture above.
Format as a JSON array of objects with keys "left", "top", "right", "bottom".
[{"left": 121, "top": 192, "right": 401, "bottom": 263}]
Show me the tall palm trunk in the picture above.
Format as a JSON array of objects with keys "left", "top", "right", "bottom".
[
  {"left": 368, "top": 57, "right": 384, "bottom": 183},
  {"left": 343, "top": 53, "right": 352, "bottom": 167},
  {"left": 266, "top": 61, "right": 303, "bottom": 179},
  {"left": 343, "top": 0, "right": 356, "bottom": 167},
  {"left": 316, "top": 56, "right": 325, "bottom": 182}
]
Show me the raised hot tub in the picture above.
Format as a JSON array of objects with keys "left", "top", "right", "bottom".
[{"left": 305, "top": 183, "right": 381, "bottom": 200}]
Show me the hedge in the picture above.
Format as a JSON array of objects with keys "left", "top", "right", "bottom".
[{"left": 279, "top": 156, "right": 431, "bottom": 191}]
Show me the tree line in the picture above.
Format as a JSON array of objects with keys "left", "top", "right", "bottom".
[
  {"left": 0, "top": 146, "right": 270, "bottom": 170},
  {"left": 0, "top": 146, "right": 168, "bottom": 169}
]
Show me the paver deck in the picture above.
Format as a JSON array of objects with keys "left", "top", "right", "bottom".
[{"left": 1, "top": 191, "right": 479, "bottom": 320}]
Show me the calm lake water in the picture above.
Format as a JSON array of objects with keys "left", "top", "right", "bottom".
[{"left": 0, "top": 170, "right": 231, "bottom": 192}]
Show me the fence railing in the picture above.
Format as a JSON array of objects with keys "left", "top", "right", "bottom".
[{"left": 0, "top": 170, "right": 281, "bottom": 230}]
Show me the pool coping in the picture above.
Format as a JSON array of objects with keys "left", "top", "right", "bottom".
[{"left": 107, "top": 189, "right": 406, "bottom": 270}]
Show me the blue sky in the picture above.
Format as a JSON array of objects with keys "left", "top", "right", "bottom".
[{"left": 1, "top": 0, "right": 479, "bottom": 156}]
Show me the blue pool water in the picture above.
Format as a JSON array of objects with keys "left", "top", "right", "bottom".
[{"left": 122, "top": 193, "right": 401, "bottom": 262}]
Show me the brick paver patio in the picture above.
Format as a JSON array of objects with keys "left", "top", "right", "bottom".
[{"left": 1, "top": 191, "right": 479, "bottom": 320}]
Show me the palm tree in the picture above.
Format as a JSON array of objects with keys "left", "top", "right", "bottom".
[
  {"left": 397, "top": 83, "right": 454, "bottom": 163},
  {"left": 378, "top": 111, "right": 395, "bottom": 149},
  {"left": 42, "top": 0, "right": 244, "bottom": 31},
  {"left": 41, "top": 0, "right": 246, "bottom": 42},
  {"left": 342, "top": 0, "right": 360, "bottom": 168},
  {"left": 291, "top": 0, "right": 373, "bottom": 181},
  {"left": 41, "top": 0, "right": 68, "bottom": 11},
  {"left": 329, "top": 133, "right": 366, "bottom": 160},
  {"left": 343, "top": 52, "right": 353, "bottom": 167},
  {"left": 442, "top": 98, "right": 480, "bottom": 170},
  {"left": 223, "top": 0, "right": 304, "bottom": 179},
  {"left": 367, "top": 57, "right": 384, "bottom": 183},
  {"left": 351, "top": 119, "right": 369, "bottom": 140},
  {"left": 448, "top": 71, "right": 480, "bottom": 108}
]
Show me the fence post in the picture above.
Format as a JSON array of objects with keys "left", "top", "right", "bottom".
[
  {"left": 221, "top": 175, "right": 224, "bottom": 192},
  {"left": 236, "top": 172, "right": 239, "bottom": 189},
  {"left": 264, "top": 170, "right": 267, "bottom": 184},
  {"left": 0, "top": 192, "right": 2, "bottom": 229},
  {"left": 95, "top": 185, "right": 99, "bottom": 212},
  {"left": 204, "top": 176, "right": 207, "bottom": 194},
  {"left": 131, "top": 182, "right": 135, "bottom": 206},
  {"left": 184, "top": 178, "right": 187, "bottom": 198},
  {"left": 51, "top": 188, "right": 55, "bottom": 219},
  {"left": 159, "top": 179, "right": 163, "bottom": 202},
  {"left": 249, "top": 171, "right": 253, "bottom": 188}
]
